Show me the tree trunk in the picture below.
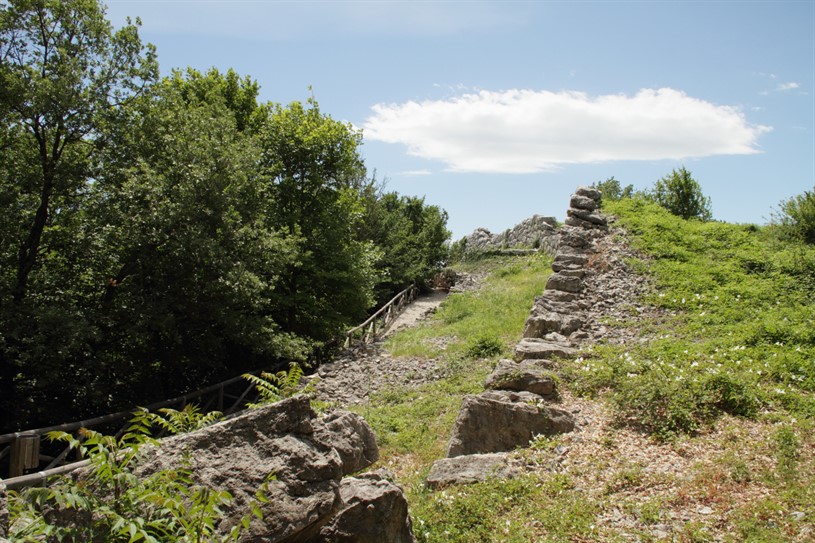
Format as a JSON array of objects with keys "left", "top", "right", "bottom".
[{"left": 12, "top": 177, "right": 51, "bottom": 304}]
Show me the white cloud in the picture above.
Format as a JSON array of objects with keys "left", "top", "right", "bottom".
[
  {"left": 400, "top": 170, "right": 433, "bottom": 176},
  {"left": 363, "top": 88, "right": 772, "bottom": 174},
  {"left": 776, "top": 82, "right": 800, "bottom": 91}
]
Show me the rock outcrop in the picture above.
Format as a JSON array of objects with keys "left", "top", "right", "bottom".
[
  {"left": 133, "top": 396, "right": 412, "bottom": 543},
  {"left": 463, "top": 215, "right": 559, "bottom": 254}
]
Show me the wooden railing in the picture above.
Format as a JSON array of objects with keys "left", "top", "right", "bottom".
[
  {"left": 0, "top": 370, "right": 266, "bottom": 490},
  {"left": 343, "top": 284, "right": 418, "bottom": 349},
  {"left": 0, "top": 285, "right": 424, "bottom": 491}
]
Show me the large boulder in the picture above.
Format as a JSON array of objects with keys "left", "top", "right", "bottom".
[
  {"left": 484, "top": 359, "right": 557, "bottom": 397},
  {"left": 569, "top": 194, "right": 598, "bottom": 212},
  {"left": 446, "top": 390, "right": 575, "bottom": 457},
  {"left": 132, "top": 396, "right": 389, "bottom": 543},
  {"left": 426, "top": 453, "right": 521, "bottom": 489},
  {"left": 308, "top": 471, "right": 416, "bottom": 543},
  {"left": 545, "top": 273, "right": 583, "bottom": 293},
  {"left": 574, "top": 186, "right": 602, "bottom": 202},
  {"left": 567, "top": 207, "right": 607, "bottom": 226}
]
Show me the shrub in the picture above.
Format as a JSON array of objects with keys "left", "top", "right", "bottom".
[
  {"left": 464, "top": 335, "right": 503, "bottom": 359},
  {"left": 650, "top": 167, "right": 712, "bottom": 221},
  {"left": 771, "top": 186, "right": 815, "bottom": 244}
]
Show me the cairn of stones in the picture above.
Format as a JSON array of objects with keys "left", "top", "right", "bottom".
[{"left": 427, "top": 187, "right": 607, "bottom": 489}]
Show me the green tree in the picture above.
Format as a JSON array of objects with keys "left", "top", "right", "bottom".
[
  {"left": 592, "top": 176, "right": 633, "bottom": 203},
  {"left": 258, "top": 97, "right": 379, "bottom": 344},
  {"left": 0, "top": 0, "right": 157, "bottom": 431},
  {"left": 651, "top": 167, "right": 712, "bottom": 221},
  {"left": 0, "top": 0, "right": 158, "bottom": 303},
  {"left": 88, "top": 78, "right": 306, "bottom": 406},
  {"left": 358, "top": 181, "right": 450, "bottom": 302}
]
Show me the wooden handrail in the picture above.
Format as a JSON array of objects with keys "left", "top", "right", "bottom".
[
  {"left": 0, "top": 372, "right": 255, "bottom": 445},
  {"left": 344, "top": 284, "right": 418, "bottom": 348},
  {"left": 0, "top": 369, "right": 271, "bottom": 488},
  {"left": 345, "top": 284, "right": 417, "bottom": 336}
]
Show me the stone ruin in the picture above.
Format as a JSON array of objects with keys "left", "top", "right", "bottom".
[
  {"left": 427, "top": 186, "right": 608, "bottom": 488},
  {"left": 463, "top": 214, "right": 559, "bottom": 254},
  {"left": 1, "top": 186, "right": 625, "bottom": 540}
]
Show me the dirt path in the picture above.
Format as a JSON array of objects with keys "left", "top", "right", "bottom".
[
  {"left": 380, "top": 289, "right": 448, "bottom": 338},
  {"left": 311, "top": 289, "right": 450, "bottom": 407}
]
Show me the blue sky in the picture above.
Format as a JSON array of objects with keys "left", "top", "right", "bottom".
[{"left": 106, "top": 0, "right": 814, "bottom": 239}]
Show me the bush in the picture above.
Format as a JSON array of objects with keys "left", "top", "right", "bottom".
[
  {"left": 464, "top": 335, "right": 503, "bottom": 359},
  {"left": 650, "top": 167, "right": 712, "bottom": 221},
  {"left": 771, "top": 187, "right": 815, "bottom": 244}
]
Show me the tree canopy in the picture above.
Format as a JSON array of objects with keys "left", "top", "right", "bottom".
[{"left": 0, "top": 0, "right": 450, "bottom": 432}]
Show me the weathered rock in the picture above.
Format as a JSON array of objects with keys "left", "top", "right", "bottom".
[
  {"left": 558, "top": 227, "right": 591, "bottom": 248},
  {"left": 523, "top": 311, "right": 583, "bottom": 337},
  {"left": 534, "top": 297, "right": 580, "bottom": 315},
  {"left": 514, "top": 338, "right": 576, "bottom": 361},
  {"left": 464, "top": 215, "right": 558, "bottom": 253},
  {"left": 426, "top": 453, "right": 521, "bottom": 489},
  {"left": 567, "top": 207, "right": 608, "bottom": 226},
  {"left": 557, "top": 267, "right": 586, "bottom": 279},
  {"left": 484, "top": 359, "right": 557, "bottom": 397},
  {"left": 314, "top": 411, "right": 379, "bottom": 476},
  {"left": 565, "top": 215, "right": 606, "bottom": 230},
  {"left": 130, "top": 396, "right": 387, "bottom": 543},
  {"left": 553, "top": 253, "right": 588, "bottom": 267},
  {"left": 447, "top": 390, "right": 576, "bottom": 457},
  {"left": 570, "top": 194, "right": 598, "bottom": 211},
  {"left": 546, "top": 273, "right": 583, "bottom": 293},
  {"left": 539, "top": 289, "right": 579, "bottom": 303},
  {"left": 575, "top": 186, "right": 602, "bottom": 201},
  {"left": 308, "top": 471, "right": 416, "bottom": 543},
  {"left": 541, "top": 332, "right": 572, "bottom": 344}
]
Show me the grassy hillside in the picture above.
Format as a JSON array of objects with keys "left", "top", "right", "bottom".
[{"left": 364, "top": 201, "right": 814, "bottom": 543}]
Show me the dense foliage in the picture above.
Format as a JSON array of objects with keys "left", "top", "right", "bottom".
[{"left": 0, "top": 0, "right": 449, "bottom": 433}]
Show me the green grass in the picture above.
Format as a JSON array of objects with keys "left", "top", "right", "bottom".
[
  {"left": 384, "top": 254, "right": 552, "bottom": 359},
  {"left": 359, "top": 208, "right": 815, "bottom": 542},
  {"left": 565, "top": 198, "right": 815, "bottom": 438},
  {"left": 351, "top": 254, "right": 552, "bottom": 469}
]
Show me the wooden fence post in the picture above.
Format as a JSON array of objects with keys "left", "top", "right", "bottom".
[{"left": 10, "top": 434, "right": 40, "bottom": 477}]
